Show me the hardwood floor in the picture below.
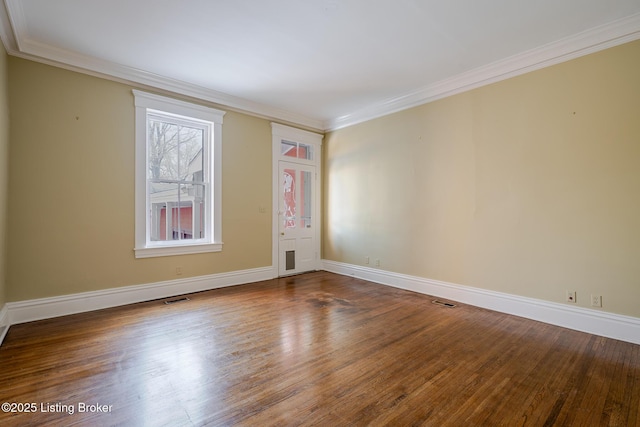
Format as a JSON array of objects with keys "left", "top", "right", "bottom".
[{"left": 0, "top": 271, "right": 638, "bottom": 426}]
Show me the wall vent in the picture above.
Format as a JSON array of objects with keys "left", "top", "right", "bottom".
[
  {"left": 432, "top": 300, "right": 456, "bottom": 308},
  {"left": 164, "top": 297, "right": 190, "bottom": 305}
]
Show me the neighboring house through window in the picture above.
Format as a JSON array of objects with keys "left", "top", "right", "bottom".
[{"left": 133, "top": 90, "right": 224, "bottom": 258}]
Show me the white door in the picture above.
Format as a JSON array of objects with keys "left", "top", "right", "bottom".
[{"left": 279, "top": 161, "right": 317, "bottom": 276}]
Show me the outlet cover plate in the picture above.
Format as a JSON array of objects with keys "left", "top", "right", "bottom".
[{"left": 591, "top": 294, "right": 602, "bottom": 307}]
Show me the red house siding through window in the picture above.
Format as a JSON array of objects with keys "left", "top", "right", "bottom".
[{"left": 158, "top": 206, "right": 197, "bottom": 240}]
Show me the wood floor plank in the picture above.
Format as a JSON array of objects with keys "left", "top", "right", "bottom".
[{"left": 0, "top": 271, "right": 639, "bottom": 426}]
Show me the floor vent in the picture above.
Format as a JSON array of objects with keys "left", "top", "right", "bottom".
[
  {"left": 432, "top": 300, "right": 456, "bottom": 308},
  {"left": 164, "top": 297, "right": 190, "bottom": 305}
]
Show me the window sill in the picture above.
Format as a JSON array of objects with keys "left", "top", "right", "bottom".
[{"left": 134, "top": 242, "right": 223, "bottom": 259}]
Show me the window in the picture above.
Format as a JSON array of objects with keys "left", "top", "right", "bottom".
[
  {"left": 133, "top": 90, "right": 224, "bottom": 258},
  {"left": 280, "top": 140, "right": 314, "bottom": 161}
]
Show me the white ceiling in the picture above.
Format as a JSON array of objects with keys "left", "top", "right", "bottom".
[{"left": 1, "top": 0, "right": 640, "bottom": 131}]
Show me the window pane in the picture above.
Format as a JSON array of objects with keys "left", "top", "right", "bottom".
[
  {"left": 150, "top": 202, "right": 166, "bottom": 241},
  {"left": 283, "top": 168, "right": 296, "bottom": 229},
  {"left": 148, "top": 120, "right": 204, "bottom": 181},
  {"left": 147, "top": 119, "right": 208, "bottom": 243},
  {"left": 298, "top": 143, "right": 313, "bottom": 161},
  {"left": 149, "top": 183, "right": 206, "bottom": 241},
  {"left": 180, "top": 127, "right": 204, "bottom": 181},
  {"left": 188, "top": 183, "right": 206, "bottom": 239},
  {"left": 301, "top": 171, "right": 312, "bottom": 228},
  {"left": 149, "top": 182, "right": 180, "bottom": 241},
  {"left": 148, "top": 120, "right": 180, "bottom": 180},
  {"left": 280, "top": 140, "right": 314, "bottom": 161},
  {"left": 281, "top": 140, "right": 297, "bottom": 158},
  {"left": 175, "top": 185, "right": 194, "bottom": 240}
]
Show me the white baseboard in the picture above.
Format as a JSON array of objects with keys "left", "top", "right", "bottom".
[
  {"left": 3, "top": 262, "right": 638, "bottom": 347},
  {"left": 6, "top": 266, "right": 276, "bottom": 326},
  {"left": 0, "top": 303, "right": 9, "bottom": 346},
  {"left": 322, "top": 260, "right": 640, "bottom": 345}
]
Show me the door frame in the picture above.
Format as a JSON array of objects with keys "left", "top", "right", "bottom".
[{"left": 271, "top": 123, "right": 323, "bottom": 277}]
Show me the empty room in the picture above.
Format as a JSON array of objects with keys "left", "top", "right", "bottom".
[{"left": 0, "top": 1, "right": 639, "bottom": 426}]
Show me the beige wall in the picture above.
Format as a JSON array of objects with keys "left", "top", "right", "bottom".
[
  {"left": 5, "top": 40, "right": 640, "bottom": 319},
  {"left": 7, "top": 58, "right": 273, "bottom": 301},
  {"left": 324, "top": 40, "right": 640, "bottom": 318},
  {"left": 0, "top": 44, "right": 8, "bottom": 308}
]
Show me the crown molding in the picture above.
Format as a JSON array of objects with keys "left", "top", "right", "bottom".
[
  {"left": 0, "top": 0, "right": 324, "bottom": 131},
  {"left": 2, "top": 1, "right": 639, "bottom": 133},
  {"left": 0, "top": 0, "right": 17, "bottom": 52},
  {"left": 21, "top": 38, "right": 325, "bottom": 130},
  {"left": 324, "top": 12, "right": 640, "bottom": 131}
]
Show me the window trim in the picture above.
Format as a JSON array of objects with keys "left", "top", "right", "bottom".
[{"left": 133, "top": 90, "right": 225, "bottom": 258}]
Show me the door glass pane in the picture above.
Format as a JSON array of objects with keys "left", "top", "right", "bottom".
[
  {"left": 300, "top": 171, "right": 312, "bottom": 229},
  {"left": 283, "top": 168, "right": 296, "bottom": 229}
]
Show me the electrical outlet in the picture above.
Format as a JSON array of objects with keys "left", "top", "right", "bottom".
[
  {"left": 365, "top": 256, "right": 370, "bottom": 265},
  {"left": 591, "top": 294, "right": 602, "bottom": 307},
  {"left": 375, "top": 259, "right": 380, "bottom": 267},
  {"left": 566, "top": 291, "right": 576, "bottom": 303},
  {"left": 176, "top": 267, "right": 183, "bottom": 276}
]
